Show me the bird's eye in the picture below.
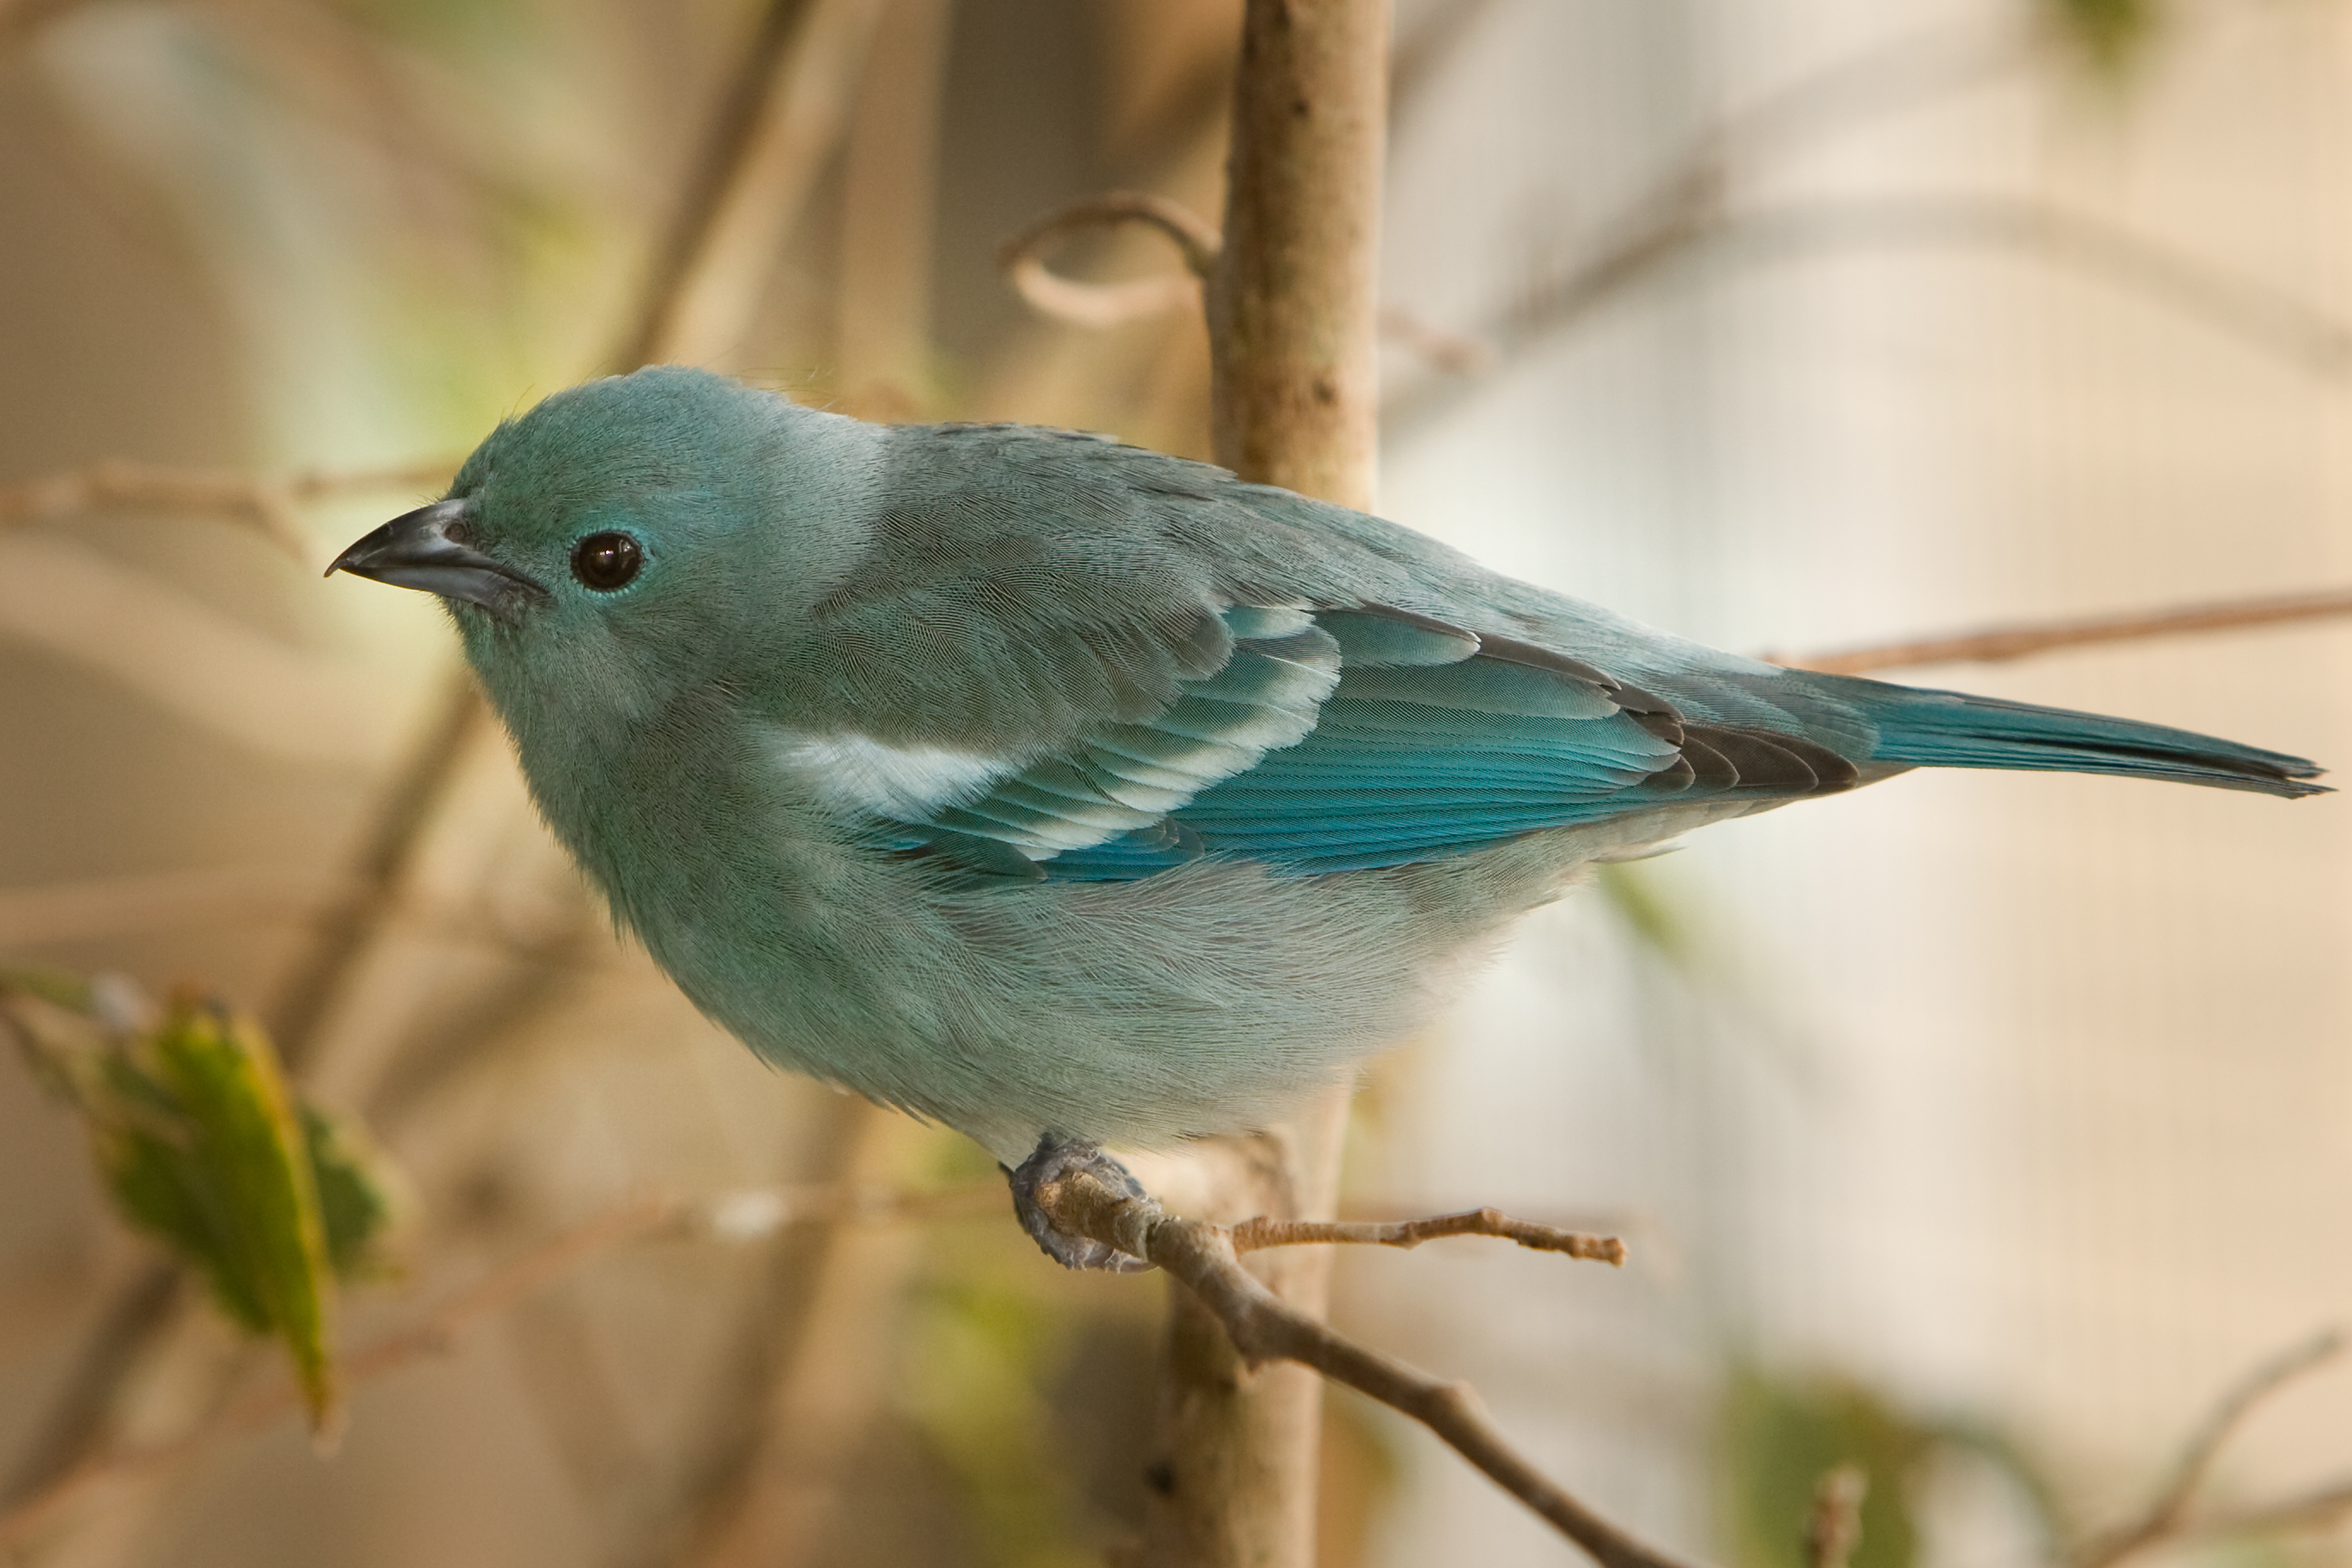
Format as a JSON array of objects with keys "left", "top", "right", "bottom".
[{"left": 571, "top": 531, "right": 643, "bottom": 592}]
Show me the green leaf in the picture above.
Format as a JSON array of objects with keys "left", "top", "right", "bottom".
[
  {"left": 96, "top": 997, "right": 342, "bottom": 1435},
  {"left": 302, "top": 1104, "right": 402, "bottom": 1282},
  {"left": 3, "top": 974, "right": 400, "bottom": 1441}
]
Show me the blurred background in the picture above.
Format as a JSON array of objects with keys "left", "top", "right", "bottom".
[{"left": 0, "top": 0, "right": 2347, "bottom": 1565}]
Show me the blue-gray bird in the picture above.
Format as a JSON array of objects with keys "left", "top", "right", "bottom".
[{"left": 329, "top": 366, "right": 2324, "bottom": 1267}]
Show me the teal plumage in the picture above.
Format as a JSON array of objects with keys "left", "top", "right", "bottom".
[{"left": 330, "top": 366, "right": 2323, "bottom": 1257}]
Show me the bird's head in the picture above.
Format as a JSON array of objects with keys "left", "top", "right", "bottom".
[{"left": 329, "top": 366, "right": 878, "bottom": 726}]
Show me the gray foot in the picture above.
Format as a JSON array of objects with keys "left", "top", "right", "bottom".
[{"left": 1007, "top": 1135, "right": 1154, "bottom": 1272}]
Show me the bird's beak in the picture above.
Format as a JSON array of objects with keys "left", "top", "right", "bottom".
[{"left": 327, "top": 498, "right": 548, "bottom": 622}]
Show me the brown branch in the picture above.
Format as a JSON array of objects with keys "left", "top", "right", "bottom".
[
  {"left": 615, "top": 0, "right": 819, "bottom": 369},
  {"left": 1771, "top": 587, "right": 2352, "bottom": 676},
  {"left": 2069, "top": 1328, "right": 2344, "bottom": 1568},
  {"left": 1120, "top": 8, "right": 1395, "bottom": 1564},
  {"left": 0, "top": 1181, "right": 999, "bottom": 1552},
  {"left": 624, "top": 0, "right": 893, "bottom": 370},
  {"left": 1232, "top": 1207, "right": 1625, "bottom": 1265},
  {"left": 997, "top": 191, "right": 1223, "bottom": 329},
  {"left": 1804, "top": 1465, "right": 1869, "bottom": 1568},
  {"left": 1037, "top": 1168, "right": 1707, "bottom": 1568},
  {"left": 0, "top": 457, "right": 455, "bottom": 561}
]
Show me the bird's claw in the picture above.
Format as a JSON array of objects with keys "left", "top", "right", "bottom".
[{"left": 1007, "top": 1135, "right": 1155, "bottom": 1272}]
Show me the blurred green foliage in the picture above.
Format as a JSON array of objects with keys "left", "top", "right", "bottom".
[
  {"left": 891, "top": 1131, "right": 1137, "bottom": 1568},
  {"left": 2045, "top": 0, "right": 2161, "bottom": 73},
  {"left": 2, "top": 969, "right": 403, "bottom": 1436},
  {"left": 1723, "top": 1365, "right": 2062, "bottom": 1568},
  {"left": 1594, "top": 860, "right": 1697, "bottom": 968},
  {"left": 1725, "top": 1367, "right": 1931, "bottom": 1568}
]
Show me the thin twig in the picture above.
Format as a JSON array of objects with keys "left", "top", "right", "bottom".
[
  {"left": 0, "top": 1263, "right": 181, "bottom": 1511},
  {"left": 1378, "top": 305, "right": 1497, "bottom": 375},
  {"left": 1719, "top": 195, "right": 2352, "bottom": 374},
  {"left": 0, "top": 1198, "right": 673, "bottom": 1551},
  {"left": 1804, "top": 1465, "right": 1869, "bottom": 1568},
  {"left": 2069, "top": 1328, "right": 2344, "bottom": 1568},
  {"left": 1772, "top": 587, "right": 2352, "bottom": 675},
  {"left": 0, "top": 865, "right": 355, "bottom": 949},
  {"left": 268, "top": 676, "right": 490, "bottom": 1067},
  {"left": 1232, "top": 1207, "right": 1625, "bottom": 1265},
  {"left": 0, "top": 1181, "right": 999, "bottom": 1552},
  {"left": 997, "top": 191, "right": 1223, "bottom": 329},
  {"left": 1037, "top": 1168, "right": 1707, "bottom": 1568},
  {"left": 2181, "top": 1478, "right": 2352, "bottom": 1548},
  {"left": 0, "top": 457, "right": 454, "bottom": 561},
  {"left": 616, "top": 0, "right": 819, "bottom": 369},
  {"left": 1382, "top": 17, "right": 2352, "bottom": 440}
]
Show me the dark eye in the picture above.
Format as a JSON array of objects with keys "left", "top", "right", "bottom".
[{"left": 570, "top": 531, "right": 643, "bottom": 591}]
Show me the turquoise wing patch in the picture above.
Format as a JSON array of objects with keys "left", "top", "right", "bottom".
[{"left": 882, "top": 606, "right": 1854, "bottom": 880}]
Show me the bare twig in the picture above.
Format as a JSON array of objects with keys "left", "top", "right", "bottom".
[
  {"left": 1804, "top": 1465, "right": 1869, "bottom": 1568},
  {"left": 0, "top": 457, "right": 454, "bottom": 561},
  {"left": 1380, "top": 19, "right": 2024, "bottom": 435},
  {"left": 268, "top": 678, "right": 491, "bottom": 1066},
  {"left": 0, "top": 1263, "right": 181, "bottom": 1511},
  {"left": 1038, "top": 1168, "right": 1707, "bottom": 1568},
  {"left": 0, "top": 865, "right": 351, "bottom": 949},
  {"left": 997, "top": 202, "right": 1508, "bottom": 378},
  {"left": 0, "top": 1198, "right": 673, "bottom": 1551},
  {"left": 617, "top": 0, "right": 819, "bottom": 369},
  {"left": 2070, "top": 1328, "right": 2344, "bottom": 1568},
  {"left": 2181, "top": 1478, "right": 2352, "bottom": 1548},
  {"left": 606, "top": 1098, "right": 885, "bottom": 1568},
  {"left": 1383, "top": 16, "right": 2352, "bottom": 439},
  {"left": 1717, "top": 196, "right": 2352, "bottom": 375},
  {"left": 1232, "top": 1207, "right": 1625, "bottom": 1265},
  {"left": 0, "top": 1180, "right": 998, "bottom": 1552},
  {"left": 1771, "top": 586, "right": 2352, "bottom": 675},
  {"left": 1378, "top": 305, "right": 1496, "bottom": 375},
  {"left": 629, "top": 0, "right": 894, "bottom": 369},
  {"left": 998, "top": 191, "right": 1223, "bottom": 329}
]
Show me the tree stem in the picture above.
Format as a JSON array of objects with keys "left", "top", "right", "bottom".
[{"left": 1141, "top": 5, "right": 1390, "bottom": 1563}]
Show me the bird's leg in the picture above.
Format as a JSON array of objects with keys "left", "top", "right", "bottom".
[{"left": 1006, "top": 1134, "right": 1156, "bottom": 1272}]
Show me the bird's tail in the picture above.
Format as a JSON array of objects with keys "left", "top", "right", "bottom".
[{"left": 1828, "top": 678, "right": 2327, "bottom": 798}]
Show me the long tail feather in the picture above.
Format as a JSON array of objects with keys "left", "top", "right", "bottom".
[{"left": 1833, "top": 679, "right": 2328, "bottom": 798}]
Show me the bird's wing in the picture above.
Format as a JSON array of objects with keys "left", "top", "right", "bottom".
[{"left": 786, "top": 601, "right": 1860, "bottom": 882}]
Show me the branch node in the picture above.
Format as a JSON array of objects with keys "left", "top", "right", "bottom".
[{"left": 1031, "top": 1167, "right": 1701, "bottom": 1568}]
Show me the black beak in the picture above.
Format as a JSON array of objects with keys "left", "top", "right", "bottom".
[{"left": 327, "top": 498, "right": 548, "bottom": 623}]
